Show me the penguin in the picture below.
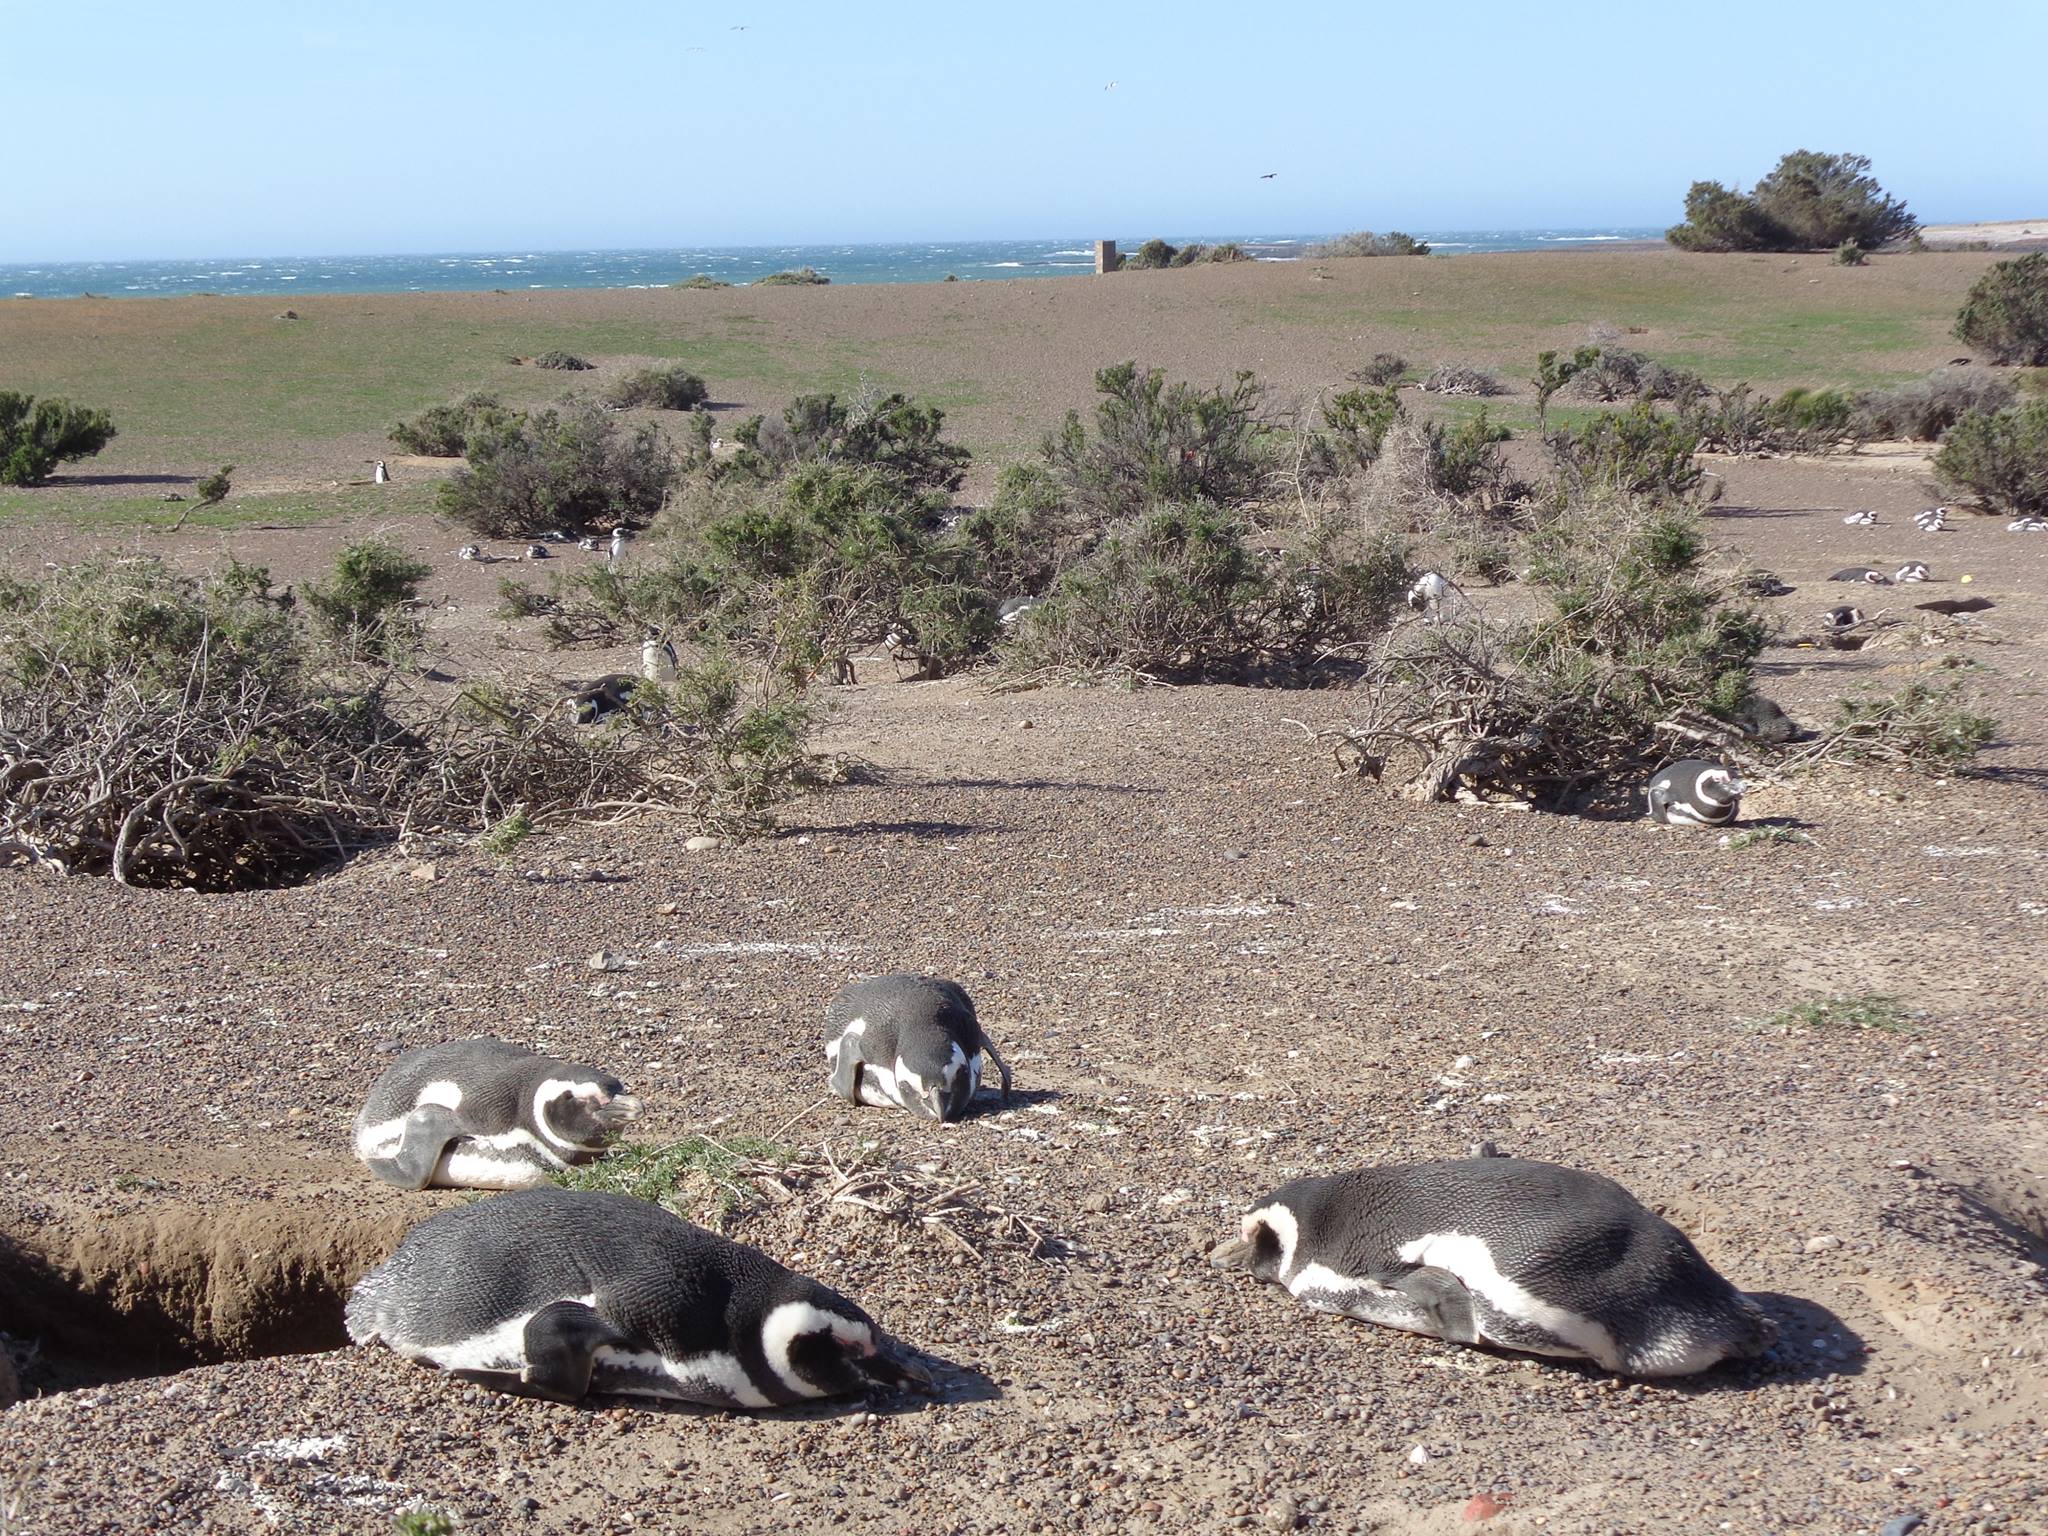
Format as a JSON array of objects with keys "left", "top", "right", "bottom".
[
  {"left": 997, "top": 596, "right": 1043, "bottom": 627},
  {"left": 2009, "top": 517, "right": 2048, "bottom": 534},
  {"left": 563, "top": 674, "right": 641, "bottom": 725},
  {"left": 826, "top": 973, "right": 1012, "bottom": 1122},
  {"left": 1841, "top": 509, "right": 1878, "bottom": 527},
  {"left": 1406, "top": 571, "right": 1461, "bottom": 624},
  {"left": 578, "top": 536, "right": 602, "bottom": 553},
  {"left": 1644, "top": 759, "right": 1743, "bottom": 828},
  {"left": 1820, "top": 605, "right": 1864, "bottom": 631},
  {"left": 1913, "top": 506, "right": 1948, "bottom": 532},
  {"left": 457, "top": 544, "right": 484, "bottom": 562},
  {"left": 1829, "top": 567, "right": 1890, "bottom": 584},
  {"left": 641, "top": 636, "right": 678, "bottom": 680},
  {"left": 1211, "top": 1159, "right": 1776, "bottom": 1377},
  {"left": 373, "top": 460, "right": 391, "bottom": 485},
  {"left": 1894, "top": 562, "right": 1930, "bottom": 583},
  {"left": 344, "top": 1187, "right": 935, "bottom": 1406},
  {"left": 608, "top": 528, "right": 628, "bottom": 569},
  {"left": 526, "top": 544, "right": 551, "bottom": 560},
  {"left": 538, "top": 530, "right": 572, "bottom": 543},
  {"left": 1730, "top": 694, "right": 1801, "bottom": 745},
  {"left": 1738, "top": 570, "right": 1793, "bottom": 598},
  {"left": 353, "top": 1038, "right": 641, "bottom": 1191}
]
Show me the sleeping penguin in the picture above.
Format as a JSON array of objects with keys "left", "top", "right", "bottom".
[
  {"left": 345, "top": 1186, "right": 935, "bottom": 1406},
  {"left": 1644, "top": 759, "right": 1743, "bottom": 828},
  {"left": 825, "top": 973, "right": 1012, "bottom": 1122},
  {"left": 1211, "top": 1158, "right": 1777, "bottom": 1378},
  {"left": 354, "top": 1038, "right": 640, "bottom": 1191}
]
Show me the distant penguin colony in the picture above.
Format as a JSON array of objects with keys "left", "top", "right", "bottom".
[
  {"left": 1644, "top": 759, "right": 1744, "bottom": 828},
  {"left": 826, "top": 973, "right": 1012, "bottom": 1122},
  {"left": 353, "top": 1038, "right": 640, "bottom": 1190},
  {"left": 1209, "top": 1158, "right": 1777, "bottom": 1378},
  {"left": 1841, "top": 509, "right": 1877, "bottom": 527},
  {"left": 345, "top": 1187, "right": 934, "bottom": 1405}
]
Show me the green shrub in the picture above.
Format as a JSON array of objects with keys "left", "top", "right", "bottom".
[
  {"left": 1826, "top": 680, "right": 1997, "bottom": 768},
  {"left": 1306, "top": 231, "right": 1431, "bottom": 257},
  {"left": 301, "top": 537, "right": 431, "bottom": 660},
  {"left": 0, "top": 392, "right": 117, "bottom": 485},
  {"left": 440, "top": 402, "right": 676, "bottom": 537},
  {"left": 1933, "top": 398, "right": 2048, "bottom": 515},
  {"left": 602, "top": 364, "right": 710, "bottom": 411},
  {"left": 1852, "top": 370, "right": 2016, "bottom": 441},
  {"left": 944, "top": 463, "right": 1075, "bottom": 599},
  {"left": 1040, "top": 362, "right": 1271, "bottom": 523},
  {"left": 1765, "top": 995, "right": 1911, "bottom": 1032},
  {"left": 753, "top": 267, "right": 829, "bottom": 286},
  {"left": 1953, "top": 253, "right": 2048, "bottom": 366},
  {"left": 1354, "top": 353, "right": 1408, "bottom": 387},
  {"left": 1667, "top": 151, "right": 1914, "bottom": 252},
  {"left": 678, "top": 274, "right": 732, "bottom": 289},
  {"left": 391, "top": 392, "right": 520, "bottom": 457},
  {"left": 1770, "top": 386, "right": 1856, "bottom": 445},
  {"left": 532, "top": 350, "right": 592, "bottom": 371},
  {"left": 1305, "top": 385, "right": 1404, "bottom": 479},
  {"left": 732, "top": 390, "right": 969, "bottom": 495},
  {"left": 193, "top": 465, "right": 233, "bottom": 509},
  {"left": 1834, "top": 241, "right": 1868, "bottom": 266},
  {"left": 1124, "top": 238, "right": 1179, "bottom": 270},
  {"left": 1420, "top": 364, "right": 1504, "bottom": 398},
  {"left": 1429, "top": 410, "right": 1514, "bottom": 500},
  {"left": 1546, "top": 402, "right": 1704, "bottom": 501}
]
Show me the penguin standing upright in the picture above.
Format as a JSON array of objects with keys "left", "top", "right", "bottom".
[
  {"left": 1210, "top": 1158, "right": 1777, "bottom": 1378},
  {"left": 353, "top": 1038, "right": 640, "bottom": 1190},
  {"left": 345, "top": 1187, "right": 935, "bottom": 1405},
  {"left": 373, "top": 460, "right": 391, "bottom": 485},
  {"left": 1644, "top": 760, "right": 1744, "bottom": 828},
  {"left": 826, "top": 973, "right": 1012, "bottom": 1122}
]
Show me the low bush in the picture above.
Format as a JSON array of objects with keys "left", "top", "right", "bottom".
[
  {"left": 440, "top": 402, "right": 676, "bottom": 537},
  {"left": 1124, "top": 239, "right": 1179, "bottom": 270},
  {"left": 1547, "top": 402, "right": 1704, "bottom": 501},
  {"left": 1306, "top": 231, "right": 1431, "bottom": 258},
  {"left": 391, "top": 392, "right": 520, "bottom": 457},
  {"left": 753, "top": 267, "right": 829, "bottom": 286},
  {"left": 533, "top": 351, "right": 592, "bottom": 371},
  {"left": 192, "top": 465, "right": 233, "bottom": 510},
  {"left": 0, "top": 393, "right": 117, "bottom": 486},
  {"left": 1166, "top": 242, "right": 1251, "bottom": 266},
  {"left": 1303, "top": 385, "right": 1403, "bottom": 481},
  {"left": 1353, "top": 353, "right": 1408, "bottom": 387},
  {"left": 1430, "top": 410, "right": 1515, "bottom": 501},
  {"left": 1666, "top": 151, "right": 1914, "bottom": 253},
  {"left": 1953, "top": 252, "right": 2048, "bottom": 366},
  {"left": 602, "top": 364, "right": 710, "bottom": 411},
  {"left": 300, "top": 537, "right": 431, "bottom": 661},
  {"left": 1040, "top": 362, "right": 1272, "bottom": 523},
  {"left": 730, "top": 389, "right": 970, "bottom": 495},
  {"left": 1419, "top": 364, "right": 1505, "bottom": 398},
  {"left": 678, "top": 274, "right": 732, "bottom": 289},
  {"left": 1822, "top": 680, "right": 1997, "bottom": 768},
  {"left": 1851, "top": 370, "right": 2016, "bottom": 441},
  {"left": 0, "top": 557, "right": 822, "bottom": 888},
  {"left": 1933, "top": 398, "right": 2048, "bottom": 515},
  {"left": 1834, "top": 241, "right": 1868, "bottom": 266}
]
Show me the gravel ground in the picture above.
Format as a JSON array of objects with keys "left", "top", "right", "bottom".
[{"left": 2, "top": 459, "right": 2045, "bottom": 1535}]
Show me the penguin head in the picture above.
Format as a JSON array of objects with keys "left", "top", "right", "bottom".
[
  {"left": 761, "top": 1296, "right": 936, "bottom": 1399},
  {"left": 1207, "top": 1201, "right": 1298, "bottom": 1286},
  {"left": 533, "top": 1075, "right": 641, "bottom": 1151},
  {"left": 1697, "top": 765, "right": 1745, "bottom": 804}
]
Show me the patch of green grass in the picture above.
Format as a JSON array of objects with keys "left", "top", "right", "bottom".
[
  {"left": 478, "top": 809, "right": 532, "bottom": 856},
  {"left": 393, "top": 1512, "right": 459, "bottom": 1536},
  {"left": 1720, "top": 826, "right": 1816, "bottom": 849},
  {"left": 554, "top": 1134, "right": 796, "bottom": 1221},
  {"left": 0, "top": 479, "right": 440, "bottom": 531},
  {"left": 1763, "top": 994, "right": 1915, "bottom": 1032}
]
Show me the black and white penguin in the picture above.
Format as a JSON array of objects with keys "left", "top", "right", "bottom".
[
  {"left": 1841, "top": 509, "right": 1878, "bottom": 527},
  {"left": 826, "top": 973, "right": 1012, "bottom": 1122},
  {"left": 1894, "top": 562, "right": 1930, "bottom": 583},
  {"left": 526, "top": 543, "right": 551, "bottom": 560},
  {"left": 1210, "top": 1158, "right": 1777, "bottom": 1378},
  {"left": 578, "top": 535, "right": 602, "bottom": 553},
  {"left": 1739, "top": 570, "right": 1794, "bottom": 598},
  {"left": 1820, "top": 605, "right": 1864, "bottom": 631},
  {"left": 353, "top": 1038, "right": 641, "bottom": 1190},
  {"left": 457, "top": 544, "right": 484, "bottom": 562},
  {"left": 2009, "top": 517, "right": 2048, "bottom": 534},
  {"left": 608, "top": 528, "right": 628, "bottom": 569},
  {"left": 1913, "top": 506, "right": 1949, "bottom": 532},
  {"left": 1406, "top": 571, "right": 1462, "bottom": 624},
  {"left": 1644, "top": 759, "right": 1744, "bottom": 828},
  {"left": 373, "top": 460, "right": 391, "bottom": 485},
  {"left": 1730, "top": 694, "right": 1801, "bottom": 745},
  {"left": 1829, "top": 567, "right": 1890, "bottom": 585},
  {"left": 344, "top": 1187, "right": 935, "bottom": 1405},
  {"left": 998, "top": 596, "right": 1043, "bottom": 627}
]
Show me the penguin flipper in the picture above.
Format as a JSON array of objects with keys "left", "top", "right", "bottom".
[
  {"left": 517, "top": 1299, "right": 631, "bottom": 1403},
  {"left": 828, "top": 1040, "right": 866, "bottom": 1104},
  {"left": 371, "top": 1105, "right": 467, "bottom": 1190},
  {"left": 981, "top": 1039, "right": 1013, "bottom": 1101},
  {"left": 1389, "top": 1266, "right": 1481, "bottom": 1345}
]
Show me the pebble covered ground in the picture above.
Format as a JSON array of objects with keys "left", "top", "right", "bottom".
[{"left": 2, "top": 458, "right": 2045, "bottom": 1535}]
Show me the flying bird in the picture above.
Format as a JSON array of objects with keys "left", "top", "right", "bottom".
[
  {"left": 1259, "top": 173, "right": 1277, "bottom": 180},
  {"left": 1104, "top": 81, "right": 1116, "bottom": 90}
]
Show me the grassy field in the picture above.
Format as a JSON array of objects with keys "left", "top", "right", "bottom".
[{"left": 0, "top": 247, "right": 2020, "bottom": 524}]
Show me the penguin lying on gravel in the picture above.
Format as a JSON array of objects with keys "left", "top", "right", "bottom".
[
  {"left": 345, "top": 1187, "right": 936, "bottom": 1406},
  {"left": 1644, "top": 760, "right": 1744, "bottom": 828},
  {"left": 1830, "top": 567, "right": 1890, "bottom": 585},
  {"left": 826, "top": 973, "right": 1012, "bottom": 1122},
  {"left": 354, "top": 1038, "right": 640, "bottom": 1190},
  {"left": 1210, "top": 1158, "right": 1777, "bottom": 1378}
]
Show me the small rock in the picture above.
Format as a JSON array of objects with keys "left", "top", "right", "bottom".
[
  {"left": 588, "top": 951, "right": 624, "bottom": 972},
  {"left": 1083, "top": 1192, "right": 1112, "bottom": 1214},
  {"left": 1880, "top": 1516, "right": 1926, "bottom": 1536},
  {"left": 1804, "top": 1235, "right": 1841, "bottom": 1254},
  {"left": 1462, "top": 1493, "right": 1507, "bottom": 1522},
  {"left": 1222, "top": 850, "right": 1247, "bottom": 863},
  {"left": 1463, "top": 833, "right": 1488, "bottom": 847},
  {"left": 1407, "top": 1444, "right": 1429, "bottom": 1466},
  {"left": 656, "top": 901, "right": 680, "bottom": 915},
  {"left": 684, "top": 835, "right": 722, "bottom": 852},
  {"left": 409, "top": 862, "right": 438, "bottom": 882},
  {"left": 1468, "top": 1140, "right": 1502, "bottom": 1159},
  {"left": 1018, "top": 719, "right": 1034, "bottom": 730}
]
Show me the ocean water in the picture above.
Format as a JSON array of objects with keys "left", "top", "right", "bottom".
[{"left": 0, "top": 230, "right": 1663, "bottom": 300}]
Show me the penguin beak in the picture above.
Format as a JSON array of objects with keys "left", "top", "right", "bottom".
[
  {"left": 1208, "top": 1235, "right": 1255, "bottom": 1271},
  {"left": 596, "top": 1094, "right": 642, "bottom": 1127},
  {"left": 1725, "top": 777, "right": 1748, "bottom": 796},
  {"left": 860, "top": 1338, "right": 938, "bottom": 1396}
]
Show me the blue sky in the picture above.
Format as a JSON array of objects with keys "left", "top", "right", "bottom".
[{"left": 9, "top": 0, "right": 2045, "bottom": 261}]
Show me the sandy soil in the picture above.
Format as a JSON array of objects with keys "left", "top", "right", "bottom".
[
  {"left": 2, "top": 436, "right": 2046, "bottom": 1535},
  {"left": 1917, "top": 222, "right": 2048, "bottom": 251}
]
